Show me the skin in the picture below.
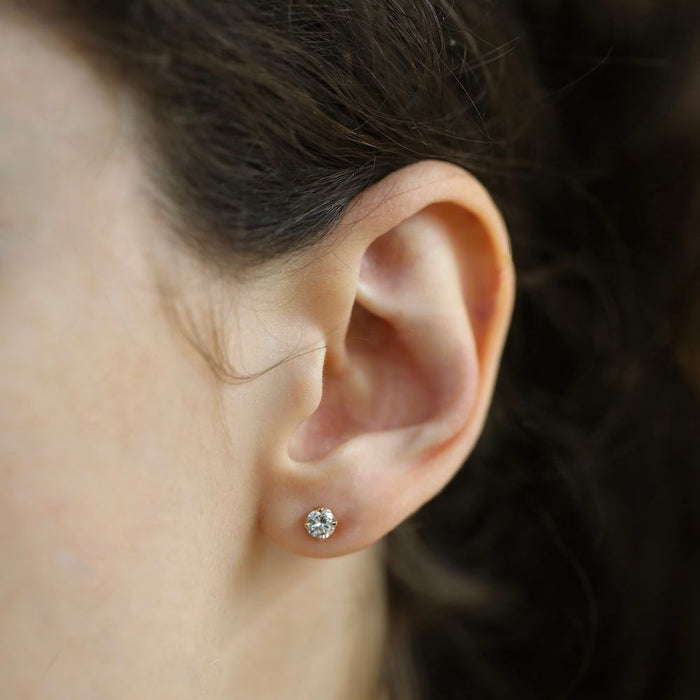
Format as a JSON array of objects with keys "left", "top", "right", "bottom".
[{"left": 0, "top": 12, "right": 514, "bottom": 700}]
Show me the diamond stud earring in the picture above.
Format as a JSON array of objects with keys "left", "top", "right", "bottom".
[{"left": 305, "top": 507, "right": 337, "bottom": 540}]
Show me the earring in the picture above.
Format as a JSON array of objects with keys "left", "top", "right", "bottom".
[{"left": 305, "top": 507, "right": 337, "bottom": 540}]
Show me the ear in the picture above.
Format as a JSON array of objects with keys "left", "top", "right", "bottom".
[{"left": 258, "top": 160, "right": 514, "bottom": 558}]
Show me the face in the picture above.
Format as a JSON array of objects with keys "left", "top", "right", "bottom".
[
  {"left": 0, "top": 16, "right": 285, "bottom": 698},
  {"left": 0, "top": 10, "right": 513, "bottom": 700}
]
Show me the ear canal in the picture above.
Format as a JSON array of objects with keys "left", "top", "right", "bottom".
[{"left": 288, "top": 207, "right": 481, "bottom": 464}]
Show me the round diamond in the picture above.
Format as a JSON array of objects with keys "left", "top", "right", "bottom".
[{"left": 305, "top": 507, "right": 337, "bottom": 540}]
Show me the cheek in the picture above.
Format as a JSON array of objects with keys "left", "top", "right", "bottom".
[
  {"left": 0, "top": 353, "right": 184, "bottom": 696},
  {"left": 0, "top": 270, "right": 228, "bottom": 697}
]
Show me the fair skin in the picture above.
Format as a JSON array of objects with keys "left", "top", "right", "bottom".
[{"left": 0, "top": 15, "right": 514, "bottom": 700}]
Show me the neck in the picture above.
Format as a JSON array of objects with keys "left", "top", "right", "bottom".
[{"left": 221, "top": 540, "right": 388, "bottom": 699}]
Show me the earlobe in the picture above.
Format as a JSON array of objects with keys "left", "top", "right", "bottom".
[{"left": 258, "top": 160, "right": 514, "bottom": 558}]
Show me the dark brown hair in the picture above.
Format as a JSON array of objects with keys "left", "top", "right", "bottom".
[{"left": 11, "top": 1, "right": 700, "bottom": 697}]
